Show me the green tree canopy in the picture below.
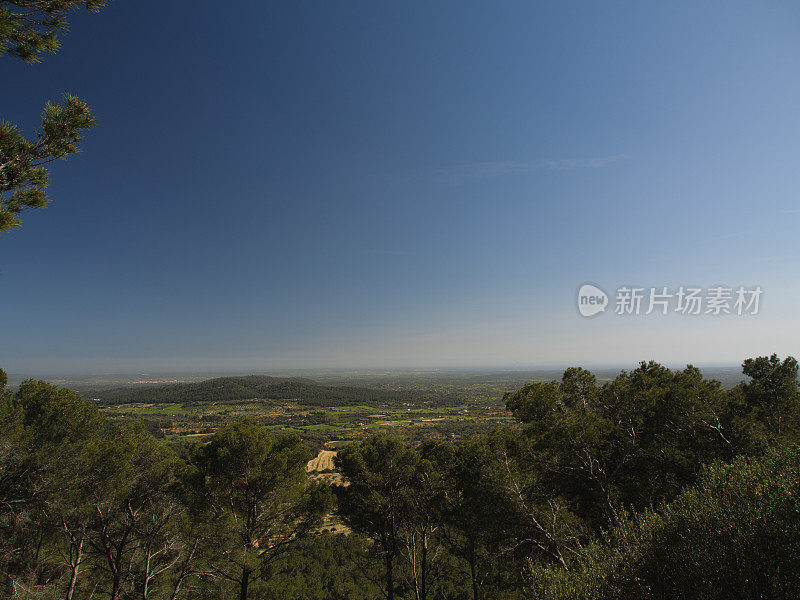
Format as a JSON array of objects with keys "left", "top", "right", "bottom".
[
  {"left": 335, "top": 433, "right": 419, "bottom": 600},
  {"left": 505, "top": 362, "right": 730, "bottom": 529},
  {"left": 529, "top": 445, "right": 800, "bottom": 600},
  {"left": 192, "top": 418, "right": 332, "bottom": 600},
  {"left": 1, "top": 0, "right": 108, "bottom": 236},
  {"left": 723, "top": 354, "right": 800, "bottom": 452},
  {"left": 0, "top": 0, "right": 107, "bottom": 62},
  {"left": 0, "top": 97, "right": 94, "bottom": 233}
]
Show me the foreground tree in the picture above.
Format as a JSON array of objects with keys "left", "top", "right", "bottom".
[
  {"left": 0, "top": 378, "right": 190, "bottom": 600},
  {"left": 723, "top": 354, "right": 800, "bottom": 453},
  {"left": 1, "top": 98, "right": 95, "bottom": 233},
  {"left": 82, "top": 422, "right": 180, "bottom": 600},
  {"left": 335, "top": 433, "right": 418, "bottom": 600},
  {"left": 1, "top": 0, "right": 109, "bottom": 236},
  {"left": 529, "top": 444, "right": 800, "bottom": 600},
  {"left": 0, "top": 0, "right": 108, "bottom": 62},
  {"left": 0, "top": 378, "right": 105, "bottom": 596},
  {"left": 424, "top": 438, "right": 525, "bottom": 600},
  {"left": 191, "top": 418, "right": 331, "bottom": 600},
  {"left": 398, "top": 446, "right": 452, "bottom": 600},
  {"left": 505, "top": 363, "right": 732, "bottom": 531}
]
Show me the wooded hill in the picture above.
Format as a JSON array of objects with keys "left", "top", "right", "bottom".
[{"left": 84, "top": 375, "right": 450, "bottom": 407}]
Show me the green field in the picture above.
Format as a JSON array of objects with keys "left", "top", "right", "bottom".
[
  {"left": 93, "top": 371, "right": 529, "bottom": 446},
  {"left": 89, "top": 366, "right": 747, "bottom": 448}
]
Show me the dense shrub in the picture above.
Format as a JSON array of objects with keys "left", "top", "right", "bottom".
[{"left": 529, "top": 445, "right": 800, "bottom": 600}]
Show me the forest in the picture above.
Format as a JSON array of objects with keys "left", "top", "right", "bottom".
[
  {"left": 1, "top": 354, "right": 798, "bottom": 599},
  {"left": 84, "top": 376, "right": 452, "bottom": 408}
]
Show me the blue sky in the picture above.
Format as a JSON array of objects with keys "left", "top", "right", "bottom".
[{"left": 1, "top": 1, "right": 799, "bottom": 374}]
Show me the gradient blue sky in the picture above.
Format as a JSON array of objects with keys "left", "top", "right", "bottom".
[{"left": 1, "top": 1, "right": 799, "bottom": 374}]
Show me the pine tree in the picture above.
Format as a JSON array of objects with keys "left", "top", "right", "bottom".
[
  {"left": 0, "top": 0, "right": 108, "bottom": 63},
  {"left": 0, "top": 97, "right": 94, "bottom": 233},
  {"left": 1, "top": 0, "right": 109, "bottom": 235}
]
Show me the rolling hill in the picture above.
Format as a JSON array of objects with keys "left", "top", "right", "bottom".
[{"left": 85, "top": 375, "right": 447, "bottom": 407}]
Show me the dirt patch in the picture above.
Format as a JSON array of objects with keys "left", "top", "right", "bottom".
[{"left": 306, "top": 450, "right": 337, "bottom": 472}]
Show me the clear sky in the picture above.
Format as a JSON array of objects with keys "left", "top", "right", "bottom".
[{"left": 1, "top": 1, "right": 799, "bottom": 374}]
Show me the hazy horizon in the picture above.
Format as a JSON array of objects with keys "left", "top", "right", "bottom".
[{"left": 3, "top": 361, "right": 750, "bottom": 385}]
